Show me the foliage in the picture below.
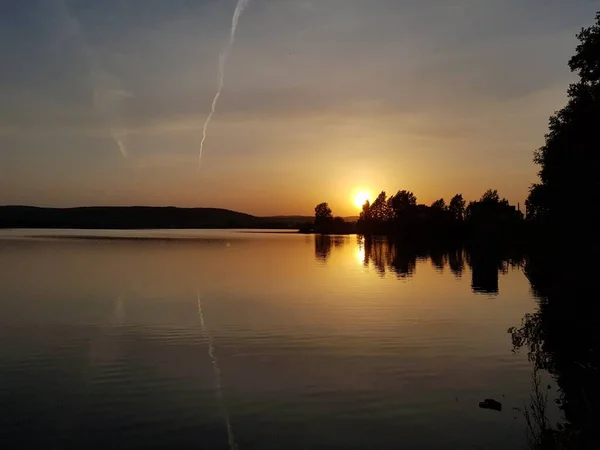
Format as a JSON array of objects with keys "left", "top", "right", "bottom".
[
  {"left": 448, "top": 194, "right": 466, "bottom": 221},
  {"left": 390, "top": 190, "right": 417, "bottom": 218},
  {"left": 356, "top": 188, "right": 523, "bottom": 244},
  {"left": 359, "top": 200, "right": 372, "bottom": 222},
  {"left": 480, "top": 189, "right": 501, "bottom": 203},
  {"left": 509, "top": 242, "right": 600, "bottom": 449},
  {"left": 430, "top": 198, "right": 446, "bottom": 210},
  {"left": 314, "top": 202, "right": 333, "bottom": 228},
  {"left": 370, "top": 191, "right": 393, "bottom": 222},
  {"left": 526, "top": 12, "right": 600, "bottom": 225},
  {"left": 312, "top": 203, "right": 355, "bottom": 234},
  {"left": 523, "top": 370, "right": 562, "bottom": 450}
]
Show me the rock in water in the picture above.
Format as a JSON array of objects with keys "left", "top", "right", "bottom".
[{"left": 479, "top": 398, "right": 502, "bottom": 412}]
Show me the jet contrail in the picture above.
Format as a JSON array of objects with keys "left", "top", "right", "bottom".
[
  {"left": 57, "top": 0, "right": 131, "bottom": 158},
  {"left": 92, "top": 83, "right": 132, "bottom": 158},
  {"left": 197, "top": 293, "right": 238, "bottom": 450},
  {"left": 199, "top": 0, "right": 250, "bottom": 167}
]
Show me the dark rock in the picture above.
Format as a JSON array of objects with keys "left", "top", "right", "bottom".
[{"left": 479, "top": 398, "right": 502, "bottom": 412}]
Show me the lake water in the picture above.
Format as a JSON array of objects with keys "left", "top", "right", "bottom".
[{"left": 0, "top": 230, "right": 550, "bottom": 449}]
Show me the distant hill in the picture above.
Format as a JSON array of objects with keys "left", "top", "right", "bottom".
[
  {"left": 0, "top": 206, "right": 261, "bottom": 229},
  {"left": 0, "top": 206, "right": 359, "bottom": 230}
]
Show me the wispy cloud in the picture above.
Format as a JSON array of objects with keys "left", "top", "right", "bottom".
[
  {"left": 0, "top": 0, "right": 598, "bottom": 212},
  {"left": 55, "top": 0, "right": 132, "bottom": 157}
]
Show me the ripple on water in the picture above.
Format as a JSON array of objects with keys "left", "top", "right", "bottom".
[{"left": 0, "top": 231, "right": 539, "bottom": 450}]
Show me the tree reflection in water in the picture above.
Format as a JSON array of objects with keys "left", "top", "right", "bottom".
[
  {"left": 314, "top": 235, "right": 348, "bottom": 263},
  {"left": 510, "top": 248, "right": 600, "bottom": 449},
  {"left": 314, "top": 235, "right": 599, "bottom": 447},
  {"left": 317, "top": 236, "right": 521, "bottom": 295}
]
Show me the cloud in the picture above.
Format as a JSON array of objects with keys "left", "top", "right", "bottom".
[{"left": 1, "top": 0, "right": 599, "bottom": 210}]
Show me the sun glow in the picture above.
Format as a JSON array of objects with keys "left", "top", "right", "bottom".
[{"left": 353, "top": 190, "right": 372, "bottom": 209}]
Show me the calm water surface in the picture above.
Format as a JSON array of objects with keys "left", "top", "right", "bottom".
[{"left": 0, "top": 230, "right": 548, "bottom": 449}]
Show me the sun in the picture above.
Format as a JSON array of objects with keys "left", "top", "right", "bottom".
[{"left": 353, "top": 190, "right": 372, "bottom": 210}]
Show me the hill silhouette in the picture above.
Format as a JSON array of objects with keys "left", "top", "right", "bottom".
[{"left": 0, "top": 206, "right": 310, "bottom": 230}]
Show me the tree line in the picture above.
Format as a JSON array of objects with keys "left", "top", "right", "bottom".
[
  {"left": 524, "top": 11, "right": 600, "bottom": 242},
  {"left": 512, "top": 15, "right": 600, "bottom": 447},
  {"left": 315, "top": 235, "right": 523, "bottom": 295},
  {"left": 311, "top": 188, "right": 524, "bottom": 244},
  {"left": 309, "top": 11, "right": 600, "bottom": 448},
  {"left": 310, "top": 9, "right": 600, "bottom": 248}
]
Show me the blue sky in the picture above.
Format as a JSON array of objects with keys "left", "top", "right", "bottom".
[{"left": 1, "top": 0, "right": 599, "bottom": 215}]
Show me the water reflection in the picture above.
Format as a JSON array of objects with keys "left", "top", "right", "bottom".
[
  {"left": 0, "top": 230, "right": 547, "bottom": 449},
  {"left": 509, "top": 248, "right": 600, "bottom": 448},
  {"left": 316, "top": 236, "right": 522, "bottom": 295},
  {"left": 467, "top": 250, "right": 509, "bottom": 295},
  {"left": 448, "top": 249, "right": 465, "bottom": 278},
  {"left": 312, "top": 234, "right": 600, "bottom": 446},
  {"left": 314, "top": 235, "right": 332, "bottom": 262},
  {"left": 314, "top": 235, "right": 347, "bottom": 262}
]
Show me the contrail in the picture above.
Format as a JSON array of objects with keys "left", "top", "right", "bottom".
[
  {"left": 197, "top": 293, "right": 238, "bottom": 450},
  {"left": 57, "top": 0, "right": 131, "bottom": 158},
  {"left": 92, "top": 83, "right": 132, "bottom": 158},
  {"left": 199, "top": 0, "right": 250, "bottom": 167}
]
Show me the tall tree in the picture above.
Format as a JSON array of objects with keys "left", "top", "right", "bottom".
[
  {"left": 370, "top": 191, "right": 392, "bottom": 222},
  {"left": 390, "top": 190, "right": 417, "bottom": 218},
  {"left": 526, "top": 11, "right": 600, "bottom": 225},
  {"left": 449, "top": 194, "right": 466, "bottom": 221},
  {"left": 430, "top": 198, "right": 447, "bottom": 211},
  {"left": 359, "top": 200, "right": 372, "bottom": 222},
  {"left": 480, "top": 189, "right": 500, "bottom": 203},
  {"left": 314, "top": 202, "right": 333, "bottom": 228}
]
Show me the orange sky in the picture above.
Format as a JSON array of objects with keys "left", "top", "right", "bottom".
[{"left": 1, "top": 0, "right": 597, "bottom": 216}]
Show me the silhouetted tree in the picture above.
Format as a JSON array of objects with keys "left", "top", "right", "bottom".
[
  {"left": 526, "top": 11, "right": 600, "bottom": 229},
  {"left": 480, "top": 189, "right": 501, "bottom": 203},
  {"left": 370, "top": 191, "right": 392, "bottom": 222},
  {"left": 356, "top": 192, "right": 393, "bottom": 235},
  {"left": 525, "top": 184, "right": 550, "bottom": 221},
  {"left": 314, "top": 202, "right": 333, "bottom": 231},
  {"left": 449, "top": 194, "right": 466, "bottom": 221},
  {"left": 390, "top": 190, "right": 417, "bottom": 218},
  {"left": 465, "top": 189, "right": 524, "bottom": 245},
  {"left": 359, "top": 200, "right": 372, "bottom": 222},
  {"left": 355, "top": 186, "right": 523, "bottom": 244},
  {"left": 333, "top": 217, "right": 344, "bottom": 226},
  {"left": 430, "top": 198, "right": 447, "bottom": 211},
  {"left": 312, "top": 205, "right": 356, "bottom": 234},
  {"left": 427, "top": 198, "right": 453, "bottom": 239}
]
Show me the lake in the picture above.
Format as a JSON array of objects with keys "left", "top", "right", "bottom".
[{"left": 0, "top": 230, "right": 554, "bottom": 449}]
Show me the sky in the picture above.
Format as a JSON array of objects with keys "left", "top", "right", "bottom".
[{"left": 1, "top": 0, "right": 599, "bottom": 216}]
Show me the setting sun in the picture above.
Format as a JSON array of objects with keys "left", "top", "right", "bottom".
[{"left": 353, "top": 190, "right": 372, "bottom": 209}]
